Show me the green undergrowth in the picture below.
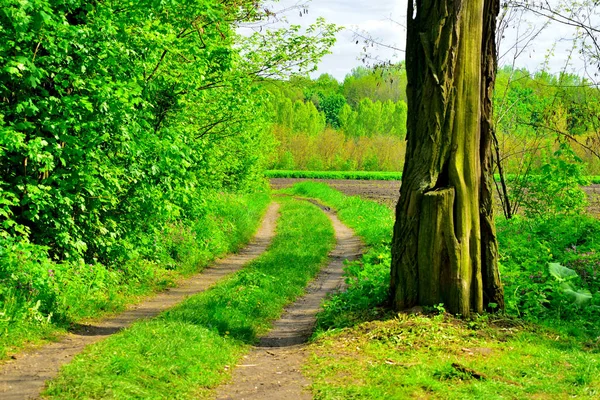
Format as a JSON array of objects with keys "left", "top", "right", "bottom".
[
  {"left": 43, "top": 198, "right": 335, "bottom": 399},
  {"left": 0, "top": 192, "right": 270, "bottom": 360},
  {"left": 497, "top": 215, "right": 600, "bottom": 332},
  {"left": 279, "top": 181, "right": 394, "bottom": 329}
]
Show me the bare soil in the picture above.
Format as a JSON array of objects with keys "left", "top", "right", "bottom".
[
  {"left": 215, "top": 203, "right": 363, "bottom": 400},
  {"left": 270, "top": 178, "right": 401, "bottom": 209},
  {"left": 0, "top": 203, "right": 280, "bottom": 400},
  {"left": 270, "top": 178, "right": 600, "bottom": 215}
]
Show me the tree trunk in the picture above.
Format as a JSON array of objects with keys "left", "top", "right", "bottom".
[{"left": 390, "top": 0, "right": 504, "bottom": 316}]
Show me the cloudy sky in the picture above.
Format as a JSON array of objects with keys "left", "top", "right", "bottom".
[{"left": 243, "top": 0, "right": 591, "bottom": 82}]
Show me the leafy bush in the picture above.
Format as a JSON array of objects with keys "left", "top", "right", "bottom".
[
  {"left": 510, "top": 144, "right": 589, "bottom": 219},
  {"left": 498, "top": 214, "right": 600, "bottom": 321}
]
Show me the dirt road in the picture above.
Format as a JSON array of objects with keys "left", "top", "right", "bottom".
[
  {"left": 0, "top": 204, "right": 280, "bottom": 400},
  {"left": 216, "top": 202, "right": 363, "bottom": 400}
]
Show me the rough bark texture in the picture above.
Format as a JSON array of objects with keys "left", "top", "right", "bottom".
[{"left": 390, "top": 0, "right": 504, "bottom": 316}]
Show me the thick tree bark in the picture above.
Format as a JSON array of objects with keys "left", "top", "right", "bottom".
[{"left": 390, "top": 0, "right": 504, "bottom": 316}]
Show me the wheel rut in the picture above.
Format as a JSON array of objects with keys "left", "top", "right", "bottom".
[
  {"left": 216, "top": 203, "right": 363, "bottom": 400},
  {"left": 0, "top": 203, "right": 280, "bottom": 400}
]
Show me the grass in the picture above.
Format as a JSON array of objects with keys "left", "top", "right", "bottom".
[
  {"left": 266, "top": 170, "right": 403, "bottom": 181},
  {"left": 280, "top": 182, "right": 600, "bottom": 399},
  {"left": 42, "top": 198, "right": 336, "bottom": 399},
  {"left": 0, "top": 192, "right": 270, "bottom": 361},
  {"left": 280, "top": 181, "right": 393, "bottom": 246},
  {"left": 307, "top": 313, "right": 600, "bottom": 399},
  {"left": 266, "top": 169, "right": 600, "bottom": 184},
  {"left": 279, "top": 181, "right": 394, "bottom": 328}
]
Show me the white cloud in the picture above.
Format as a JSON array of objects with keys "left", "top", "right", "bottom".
[{"left": 251, "top": 0, "right": 590, "bottom": 81}]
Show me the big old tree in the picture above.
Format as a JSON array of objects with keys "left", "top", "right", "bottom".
[{"left": 390, "top": 0, "right": 504, "bottom": 315}]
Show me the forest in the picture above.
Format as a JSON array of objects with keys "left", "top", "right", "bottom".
[{"left": 1, "top": 0, "right": 600, "bottom": 398}]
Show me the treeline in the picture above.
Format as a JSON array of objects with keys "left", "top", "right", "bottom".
[
  {"left": 269, "top": 64, "right": 600, "bottom": 174},
  {"left": 267, "top": 66, "right": 408, "bottom": 171},
  {"left": 0, "top": 0, "right": 336, "bottom": 347}
]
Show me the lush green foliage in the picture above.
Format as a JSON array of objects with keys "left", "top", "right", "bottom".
[
  {"left": 498, "top": 214, "right": 600, "bottom": 324},
  {"left": 43, "top": 198, "right": 335, "bottom": 399},
  {"left": 1, "top": 0, "right": 275, "bottom": 261},
  {"left": 266, "top": 65, "right": 408, "bottom": 171},
  {"left": 0, "top": 0, "right": 338, "bottom": 356},
  {"left": 507, "top": 144, "right": 590, "bottom": 218},
  {"left": 0, "top": 192, "right": 269, "bottom": 359},
  {"left": 494, "top": 66, "right": 600, "bottom": 178}
]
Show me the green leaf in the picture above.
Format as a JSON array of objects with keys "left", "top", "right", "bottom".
[
  {"left": 562, "top": 285, "right": 593, "bottom": 306},
  {"left": 548, "top": 262, "right": 577, "bottom": 281}
]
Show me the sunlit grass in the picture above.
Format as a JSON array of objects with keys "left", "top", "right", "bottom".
[{"left": 308, "top": 313, "right": 600, "bottom": 399}]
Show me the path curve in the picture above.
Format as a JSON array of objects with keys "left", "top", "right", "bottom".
[
  {"left": 216, "top": 202, "right": 363, "bottom": 400},
  {"left": 0, "top": 203, "right": 280, "bottom": 400}
]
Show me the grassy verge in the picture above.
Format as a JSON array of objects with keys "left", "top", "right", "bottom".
[
  {"left": 267, "top": 170, "right": 600, "bottom": 184},
  {"left": 0, "top": 192, "right": 270, "bottom": 360},
  {"left": 43, "top": 198, "right": 335, "bottom": 399},
  {"left": 308, "top": 314, "right": 600, "bottom": 399},
  {"left": 266, "top": 170, "right": 402, "bottom": 181},
  {"left": 283, "top": 182, "right": 600, "bottom": 399}
]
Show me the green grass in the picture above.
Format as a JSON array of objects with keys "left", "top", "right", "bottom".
[
  {"left": 266, "top": 170, "right": 403, "bottom": 181},
  {"left": 279, "top": 181, "right": 394, "bottom": 329},
  {"left": 266, "top": 170, "right": 600, "bottom": 184},
  {"left": 43, "top": 198, "right": 336, "bottom": 399},
  {"left": 308, "top": 314, "right": 600, "bottom": 399},
  {"left": 0, "top": 192, "right": 270, "bottom": 361},
  {"left": 280, "top": 181, "right": 393, "bottom": 246}
]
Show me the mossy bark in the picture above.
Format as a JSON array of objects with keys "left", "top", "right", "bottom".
[{"left": 390, "top": 0, "right": 504, "bottom": 316}]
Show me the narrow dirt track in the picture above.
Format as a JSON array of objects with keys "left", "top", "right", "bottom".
[
  {"left": 0, "top": 203, "right": 280, "bottom": 400},
  {"left": 216, "top": 203, "right": 363, "bottom": 400}
]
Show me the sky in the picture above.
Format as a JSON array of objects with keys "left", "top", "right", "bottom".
[{"left": 241, "top": 0, "right": 593, "bottom": 82}]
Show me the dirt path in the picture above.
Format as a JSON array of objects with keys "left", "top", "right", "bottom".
[
  {"left": 0, "top": 203, "right": 280, "bottom": 400},
  {"left": 216, "top": 203, "right": 363, "bottom": 400}
]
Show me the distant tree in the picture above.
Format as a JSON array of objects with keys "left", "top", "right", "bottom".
[{"left": 319, "top": 93, "right": 347, "bottom": 128}]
